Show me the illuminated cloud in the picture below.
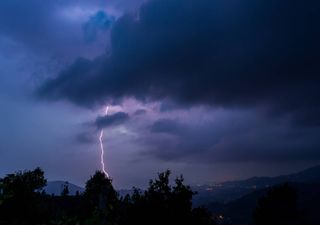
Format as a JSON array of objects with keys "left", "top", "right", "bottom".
[
  {"left": 95, "top": 111, "right": 130, "bottom": 129},
  {"left": 37, "top": 0, "right": 320, "bottom": 128}
]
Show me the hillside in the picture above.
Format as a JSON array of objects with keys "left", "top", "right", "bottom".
[
  {"left": 206, "top": 182, "right": 320, "bottom": 225},
  {"left": 44, "top": 181, "right": 84, "bottom": 196},
  {"left": 193, "top": 164, "right": 320, "bottom": 205}
]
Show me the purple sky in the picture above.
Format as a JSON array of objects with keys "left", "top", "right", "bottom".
[{"left": 0, "top": 0, "right": 319, "bottom": 188}]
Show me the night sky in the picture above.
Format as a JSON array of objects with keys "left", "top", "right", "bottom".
[{"left": 0, "top": 0, "right": 320, "bottom": 188}]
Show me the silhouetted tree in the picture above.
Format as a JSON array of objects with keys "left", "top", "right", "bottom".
[
  {"left": 0, "top": 168, "right": 217, "bottom": 225},
  {"left": 253, "top": 184, "right": 302, "bottom": 225},
  {"left": 0, "top": 167, "right": 47, "bottom": 225},
  {"left": 0, "top": 167, "right": 46, "bottom": 197},
  {"left": 84, "top": 171, "right": 119, "bottom": 225},
  {"left": 61, "top": 182, "right": 70, "bottom": 196},
  {"left": 120, "top": 170, "right": 217, "bottom": 225}
]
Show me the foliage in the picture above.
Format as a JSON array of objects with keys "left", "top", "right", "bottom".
[
  {"left": 61, "top": 182, "right": 70, "bottom": 196},
  {"left": 253, "top": 183, "right": 302, "bottom": 225},
  {"left": 119, "top": 170, "right": 217, "bottom": 225},
  {"left": 0, "top": 168, "right": 216, "bottom": 225},
  {"left": 84, "top": 171, "right": 119, "bottom": 225},
  {"left": 0, "top": 167, "right": 47, "bottom": 225},
  {"left": 0, "top": 167, "right": 46, "bottom": 198}
]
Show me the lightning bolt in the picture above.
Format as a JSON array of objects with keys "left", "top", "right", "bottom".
[{"left": 99, "top": 106, "right": 110, "bottom": 178}]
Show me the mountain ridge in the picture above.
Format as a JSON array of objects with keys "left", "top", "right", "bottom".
[
  {"left": 45, "top": 164, "right": 320, "bottom": 199},
  {"left": 44, "top": 181, "right": 84, "bottom": 196},
  {"left": 192, "top": 164, "right": 320, "bottom": 205}
]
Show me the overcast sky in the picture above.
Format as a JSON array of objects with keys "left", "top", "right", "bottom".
[{"left": 0, "top": 0, "right": 319, "bottom": 188}]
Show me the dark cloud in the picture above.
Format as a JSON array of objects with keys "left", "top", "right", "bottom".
[
  {"left": 146, "top": 117, "right": 234, "bottom": 160},
  {"left": 134, "top": 109, "right": 147, "bottom": 116},
  {"left": 75, "top": 132, "right": 96, "bottom": 144},
  {"left": 0, "top": 0, "right": 78, "bottom": 56},
  {"left": 144, "top": 117, "right": 320, "bottom": 163},
  {"left": 37, "top": 0, "right": 320, "bottom": 127},
  {"left": 159, "top": 101, "right": 184, "bottom": 112},
  {"left": 82, "top": 11, "right": 115, "bottom": 42},
  {"left": 151, "top": 119, "right": 182, "bottom": 134},
  {"left": 0, "top": 0, "right": 128, "bottom": 60},
  {"left": 95, "top": 111, "right": 129, "bottom": 129}
]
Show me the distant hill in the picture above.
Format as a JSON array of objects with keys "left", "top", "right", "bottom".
[
  {"left": 44, "top": 181, "right": 84, "bottom": 196},
  {"left": 44, "top": 182, "right": 136, "bottom": 197},
  {"left": 222, "top": 164, "right": 320, "bottom": 188},
  {"left": 192, "top": 164, "right": 320, "bottom": 205},
  {"left": 206, "top": 182, "right": 320, "bottom": 225},
  {"left": 44, "top": 165, "right": 320, "bottom": 203}
]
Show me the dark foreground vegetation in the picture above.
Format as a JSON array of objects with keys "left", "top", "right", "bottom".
[
  {"left": 0, "top": 168, "right": 215, "bottom": 225},
  {"left": 1, "top": 168, "right": 317, "bottom": 225}
]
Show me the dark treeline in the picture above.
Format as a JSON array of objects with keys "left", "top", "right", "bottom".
[
  {"left": 0, "top": 168, "right": 307, "bottom": 225},
  {"left": 0, "top": 168, "right": 216, "bottom": 225}
]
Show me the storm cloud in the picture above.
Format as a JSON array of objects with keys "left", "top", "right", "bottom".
[
  {"left": 37, "top": 0, "right": 320, "bottom": 127},
  {"left": 82, "top": 11, "right": 115, "bottom": 42},
  {"left": 144, "top": 114, "right": 320, "bottom": 163},
  {"left": 30, "top": 0, "right": 320, "bottom": 167},
  {"left": 95, "top": 111, "right": 129, "bottom": 129}
]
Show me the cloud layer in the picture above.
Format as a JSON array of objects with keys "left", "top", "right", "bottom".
[
  {"left": 82, "top": 11, "right": 115, "bottom": 42},
  {"left": 144, "top": 114, "right": 320, "bottom": 163},
  {"left": 29, "top": 0, "right": 320, "bottom": 168},
  {"left": 95, "top": 111, "right": 130, "bottom": 129},
  {"left": 37, "top": 0, "right": 320, "bottom": 127}
]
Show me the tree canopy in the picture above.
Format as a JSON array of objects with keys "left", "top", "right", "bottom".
[
  {"left": 0, "top": 168, "right": 216, "bottom": 225},
  {"left": 253, "top": 184, "right": 302, "bottom": 225}
]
